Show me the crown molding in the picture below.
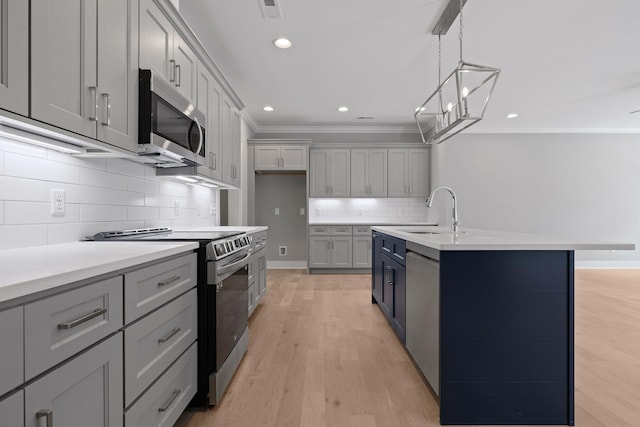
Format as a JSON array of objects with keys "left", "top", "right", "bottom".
[{"left": 251, "top": 124, "right": 421, "bottom": 134}]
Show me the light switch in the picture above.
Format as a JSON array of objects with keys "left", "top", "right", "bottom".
[
  {"left": 275, "top": 208, "right": 280, "bottom": 215},
  {"left": 300, "top": 208, "right": 305, "bottom": 215},
  {"left": 174, "top": 200, "right": 180, "bottom": 216}
]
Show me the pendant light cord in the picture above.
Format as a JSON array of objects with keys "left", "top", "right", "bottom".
[{"left": 458, "top": 0, "right": 464, "bottom": 63}]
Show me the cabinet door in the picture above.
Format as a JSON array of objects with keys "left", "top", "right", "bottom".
[
  {"left": 208, "top": 82, "right": 223, "bottom": 180},
  {"left": 96, "top": 0, "right": 138, "bottom": 152},
  {"left": 255, "top": 145, "right": 281, "bottom": 170},
  {"left": 387, "top": 149, "right": 408, "bottom": 197},
  {"left": 350, "top": 149, "right": 369, "bottom": 197},
  {"left": 0, "top": 306, "right": 23, "bottom": 396},
  {"left": 248, "top": 282, "right": 256, "bottom": 317},
  {"left": 309, "top": 149, "right": 330, "bottom": 197},
  {"left": 281, "top": 145, "right": 307, "bottom": 170},
  {"left": 379, "top": 254, "right": 393, "bottom": 319},
  {"left": 408, "top": 149, "right": 429, "bottom": 197},
  {"left": 330, "top": 150, "right": 350, "bottom": 197},
  {"left": 309, "top": 237, "right": 331, "bottom": 268},
  {"left": 197, "top": 66, "right": 219, "bottom": 178},
  {"left": 331, "top": 236, "right": 353, "bottom": 268},
  {"left": 139, "top": 0, "right": 173, "bottom": 83},
  {"left": 353, "top": 236, "right": 372, "bottom": 269},
  {"left": 368, "top": 149, "right": 388, "bottom": 196},
  {"left": 221, "top": 93, "right": 234, "bottom": 183},
  {"left": 31, "top": 0, "right": 97, "bottom": 138},
  {"left": 390, "top": 256, "right": 406, "bottom": 344},
  {"left": 231, "top": 109, "right": 242, "bottom": 187},
  {"left": 0, "top": 390, "right": 23, "bottom": 427},
  {"left": 25, "top": 333, "right": 123, "bottom": 427},
  {"left": 257, "top": 250, "right": 267, "bottom": 299},
  {"left": 173, "top": 31, "right": 198, "bottom": 105},
  {"left": 0, "top": 0, "right": 28, "bottom": 115}
]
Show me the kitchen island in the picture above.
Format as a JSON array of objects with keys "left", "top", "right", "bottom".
[{"left": 371, "top": 226, "right": 634, "bottom": 426}]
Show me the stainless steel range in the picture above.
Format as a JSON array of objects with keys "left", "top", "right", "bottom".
[{"left": 88, "top": 227, "right": 252, "bottom": 406}]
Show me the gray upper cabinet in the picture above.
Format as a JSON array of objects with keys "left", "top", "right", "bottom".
[
  {"left": 231, "top": 109, "right": 242, "bottom": 187},
  {"left": 254, "top": 144, "right": 308, "bottom": 171},
  {"left": 140, "top": 0, "right": 197, "bottom": 105},
  {"left": 350, "top": 149, "right": 387, "bottom": 197},
  {"left": 388, "top": 148, "right": 430, "bottom": 197},
  {"left": 309, "top": 149, "right": 350, "bottom": 197},
  {"left": 0, "top": 0, "right": 28, "bottom": 115},
  {"left": 197, "top": 65, "right": 222, "bottom": 180},
  {"left": 31, "top": 0, "right": 138, "bottom": 152},
  {"left": 221, "top": 93, "right": 234, "bottom": 184}
]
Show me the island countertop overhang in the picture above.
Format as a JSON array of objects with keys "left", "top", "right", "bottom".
[{"left": 372, "top": 225, "right": 636, "bottom": 252}]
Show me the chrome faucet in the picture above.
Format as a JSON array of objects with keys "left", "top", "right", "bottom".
[{"left": 426, "top": 186, "right": 460, "bottom": 233}]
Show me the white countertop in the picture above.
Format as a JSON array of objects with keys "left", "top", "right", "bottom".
[
  {"left": 0, "top": 241, "right": 199, "bottom": 305},
  {"left": 309, "top": 221, "right": 438, "bottom": 226},
  {"left": 173, "top": 226, "right": 268, "bottom": 233},
  {"left": 373, "top": 226, "right": 636, "bottom": 251}
]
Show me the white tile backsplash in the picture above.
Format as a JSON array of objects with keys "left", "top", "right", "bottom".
[
  {"left": 5, "top": 152, "right": 80, "bottom": 183},
  {"left": 0, "top": 139, "right": 218, "bottom": 250},
  {"left": 308, "top": 198, "right": 437, "bottom": 224}
]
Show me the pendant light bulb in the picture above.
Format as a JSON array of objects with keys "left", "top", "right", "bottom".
[
  {"left": 462, "top": 87, "right": 469, "bottom": 98},
  {"left": 447, "top": 102, "right": 453, "bottom": 112}
]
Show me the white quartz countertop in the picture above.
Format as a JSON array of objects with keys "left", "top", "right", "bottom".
[
  {"left": 373, "top": 226, "right": 636, "bottom": 251},
  {"left": 0, "top": 241, "right": 199, "bottom": 305},
  {"left": 309, "top": 221, "right": 438, "bottom": 226}
]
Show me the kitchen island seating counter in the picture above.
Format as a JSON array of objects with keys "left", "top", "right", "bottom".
[
  {"left": 0, "top": 241, "right": 199, "bottom": 306},
  {"left": 371, "top": 226, "right": 633, "bottom": 425}
]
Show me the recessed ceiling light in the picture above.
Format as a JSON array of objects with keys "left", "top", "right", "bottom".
[
  {"left": 273, "top": 38, "right": 292, "bottom": 49},
  {"left": 337, "top": 106, "right": 349, "bottom": 112},
  {"left": 506, "top": 113, "right": 519, "bottom": 119},
  {"left": 263, "top": 105, "right": 274, "bottom": 112}
]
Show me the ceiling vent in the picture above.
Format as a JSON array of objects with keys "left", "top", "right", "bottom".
[{"left": 259, "top": 0, "right": 282, "bottom": 19}]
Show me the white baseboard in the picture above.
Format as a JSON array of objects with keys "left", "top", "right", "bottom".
[
  {"left": 575, "top": 261, "right": 640, "bottom": 269},
  {"left": 266, "top": 261, "right": 308, "bottom": 269}
]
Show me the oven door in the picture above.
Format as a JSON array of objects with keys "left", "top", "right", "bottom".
[{"left": 214, "top": 259, "right": 249, "bottom": 370}]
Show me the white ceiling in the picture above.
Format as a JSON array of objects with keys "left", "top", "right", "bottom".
[{"left": 179, "top": 0, "right": 640, "bottom": 133}]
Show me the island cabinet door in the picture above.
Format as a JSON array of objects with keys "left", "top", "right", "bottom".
[{"left": 380, "top": 252, "right": 406, "bottom": 343}]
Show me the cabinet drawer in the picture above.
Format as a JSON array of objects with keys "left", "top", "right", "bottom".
[
  {"left": 381, "top": 234, "right": 406, "bottom": 265},
  {"left": 24, "top": 276, "right": 123, "bottom": 380},
  {"left": 0, "top": 390, "right": 23, "bottom": 427},
  {"left": 124, "top": 288, "right": 197, "bottom": 406},
  {"left": 124, "top": 253, "right": 197, "bottom": 323},
  {"left": 352, "top": 226, "right": 371, "bottom": 236},
  {"left": 0, "top": 306, "right": 23, "bottom": 395},
  {"left": 309, "top": 226, "right": 330, "bottom": 236},
  {"left": 331, "top": 226, "right": 353, "bottom": 236},
  {"left": 125, "top": 342, "right": 197, "bottom": 427}
]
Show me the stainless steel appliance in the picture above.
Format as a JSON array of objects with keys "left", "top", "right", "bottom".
[
  {"left": 138, "top": 69, "right": 206, "bottom": 168},
  {"left": 87, "top": 227, "right": 251, "bottom": 406}
]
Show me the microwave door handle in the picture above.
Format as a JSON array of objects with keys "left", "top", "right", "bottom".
[{"left": 194, "top": 116, "right": 204, "bottom": 158}]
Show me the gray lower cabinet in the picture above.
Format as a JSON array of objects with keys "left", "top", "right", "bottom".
[
  {"left": 406, "top": 251, "right": 440, "bottom": 395},
  {"left": 0, "top": 390, "right": 23, "bottom": 427},
  {"left": 352, "top": 236, "right": 372, "bottom": 268},
  {"left": 255, "top": 248, "right": 267, "bottom": 304},
  {"left": 0, "top": 306, "right": 23, "bottom": 396},
  {"left": 0, "top": 0, "right": 29, "bottom": 115},
  {"left": 124, "top": 343, "right": 197, "bottom": 427},
  {"left": 25, "top": 333, "right": 123, "bottom": 427}
]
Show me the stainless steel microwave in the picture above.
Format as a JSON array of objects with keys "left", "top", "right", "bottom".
[{"left": 138, "top": 69, "right": 206, "bottom": 167}]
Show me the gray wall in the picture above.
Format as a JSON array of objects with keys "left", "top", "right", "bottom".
[
  {"left": 431, "top": 133, "right": 640, "bottom": 265},
  {"left": 254, "top": 174, "right": 307, "bottom": 262}
]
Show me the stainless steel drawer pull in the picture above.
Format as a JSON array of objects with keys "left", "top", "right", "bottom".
[
  {"left": 101, "top": 93, "right": 111, "bottom": 126},
  {"left": 36, "top": 409, "right": 53, "bottom": 427},
  {"left": 158, "top": 389, "right": 181, "bottom": 412},
  {"left": 158, "top": 327, "right": 181, "bottom": 343},
  {"left": 58, "top": 308, "right": 107, "bottom": 330},
  {"left": 175, "top": 64, "right": 181, "bottom": 87},
  {"left": 158, "top": 275, "right": 181, "bottom": 287},
  {"left": 169, "top": 59, "right": 176, "bottom": 82},
  {"left": 88, "top": 86, "right": 98, "bottom": 122}
]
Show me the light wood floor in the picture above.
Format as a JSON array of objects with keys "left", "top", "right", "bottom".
[{"left": 175, "top": 269, "right": 640, "bottom": 427}]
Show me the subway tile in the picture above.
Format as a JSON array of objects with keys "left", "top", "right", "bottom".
[
  {"left": 107, "top": 159, "right": 146, "bottom": 177},
  {"left": 103, "top": 220, "right": 145, "bottom": 232},
  {"left": 0, "top": 139, "right": 48, "bottom": 159},
  {"left": 0, "top": 151, "right": 3, "bottom": 174},
  {"left": 158, "top": 207, "right": 180, "bottom": 220},
  {"left": 0, "top": 225, "right": 47, "bottom": 250},
  {"left": 47, "top": 222, "right": 106, "bottom": 244},
  {"left": 0, "top": 201, "right": 3, "bottom": 224},
  {"left": 106, "top": 189, "right": 145, "bottom": 206},
  {"left": 157, "top": 179, "right": 190, "bottom": 197},
  {"left": 127, "top": 176, "right": 159, "bottom": 194},
  {"left": 80, "top": 168, "right": 128, "bottom": 190},
  {"left": 0, "top": 176, "right": 48, "bottom": 201},
  {"left": 80, "top": 204, "right": 127, "bottom": 222},
  {"left": 47, "top": 149, "right": 107, "bottom": 170},
  {"left": 4, "top": 201, "right": 80, "bottom": 225},
  {"left": 143, "top": 218, "right": 168, "bottom": 228},
  {"left": 45, "top": 182, "right": 107, "bottom": 205},
  {"left": 4, "top": 152, "right": 80, "bottom": 183},
  {"left": 127, "top": 206, "right": 159, "bottom": 221}
]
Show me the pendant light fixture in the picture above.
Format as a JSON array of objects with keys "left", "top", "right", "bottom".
[{"left": 414, "top": 0, "right": 500, "bottom": 144}]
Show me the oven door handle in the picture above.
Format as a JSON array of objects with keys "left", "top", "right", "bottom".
[{"left": 216, "top": 252, "right": 251, "bottom": 277}]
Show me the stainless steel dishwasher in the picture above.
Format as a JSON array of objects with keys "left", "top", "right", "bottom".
[{"left": 406, "top": 251, "right": 440, "bottom": 395}]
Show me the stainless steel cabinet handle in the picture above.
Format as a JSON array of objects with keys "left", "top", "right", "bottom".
[
  {"left": 175, "top": 64, "right": 181, "bottom": 87},
  {"left": 88, "top": 86, "right": 98, "bottom": 121},
  {"left": 158, "top": 389, "right": 181, "bottom": 412},
  {"left": 58, "top": 307, "right": 107, "bottom": 330},
  {"left": 408, "top": 185, "right": 412, "bottom": 194},
  {"left": 169, "top": 59, "right": 176, "bottom": 82},
  {"left": 36, "top": 410, "right": 53, "bottom": 427},
  {"left": 101, "top": 93, "right": 111, "bottom": 126},
  {"left": 158, "top": 327, "right": 181, "bottom": 343},
  {"left": 212, "top": 153, "right": 217, "bottom": 169},
  {"left": 158, "top": 275, "right": 181, "bottom": 287},
  {"left": 209, "top": 152, "right": 214, "bottom": 169}
]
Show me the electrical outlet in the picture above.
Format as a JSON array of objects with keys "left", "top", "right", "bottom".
[
  {"left": 209, "top": 203, "right": 215, "bottom": 216},
  {"left": 51, "top": 189, "right": 65, "bottom": 216},
  {"left": 275, "top": 208, "right": 280, "bottom": 215},
  {"left": 196, "top": 204, "right": 201, "bottom": 216},
  {"left": 279, "top": 246, "right": 287, "bottom": 256},
  {"left": 173, "top": 200, "right": 180, "bottom": 216}
]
